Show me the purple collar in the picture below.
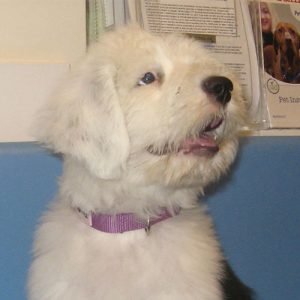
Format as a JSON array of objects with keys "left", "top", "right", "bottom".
[{"left": 77, "top": 207, "right": 180, "bottom": 234}]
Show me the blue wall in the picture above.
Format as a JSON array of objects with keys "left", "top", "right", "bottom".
[
  {"left": 207, "top": 137, "right": 300, "bottom": 300},
  {"left": 1, "top": 137, "right": 299, "bottom": 300}
]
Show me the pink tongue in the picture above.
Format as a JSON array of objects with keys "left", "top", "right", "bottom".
[{"left": 179, "top": 134, "right": 219, "bottom": 156}]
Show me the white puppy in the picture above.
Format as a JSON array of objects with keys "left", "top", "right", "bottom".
[{"left": 28, "top": 26, "right": 253, "bottom": 300}]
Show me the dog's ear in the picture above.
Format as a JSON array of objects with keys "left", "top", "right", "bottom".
[
  {"left": 35, "top": 54, "right": 130, "bottom": 180},
  {"left": 274, "top": 34, "right": 279, "bottom": 55}
]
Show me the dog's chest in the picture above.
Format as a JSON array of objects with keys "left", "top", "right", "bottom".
[{"left": 31, "top": 208, "right": 223, "bottom": 300}]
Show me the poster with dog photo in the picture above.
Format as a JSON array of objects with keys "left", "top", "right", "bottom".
[{"left": 257, "top": 0, "right": 300, "bottom": 128}]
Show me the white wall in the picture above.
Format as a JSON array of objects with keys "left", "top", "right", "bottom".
[{"left": 0, "top": 0, "right": 86, "bottom": 142}]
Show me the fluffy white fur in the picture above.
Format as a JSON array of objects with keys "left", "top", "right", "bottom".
[{"left": 28, "top": 26, "right": 247, "bottom": 300}]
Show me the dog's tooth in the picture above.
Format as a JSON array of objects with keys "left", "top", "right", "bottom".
[{"left": 213, "top": 132, "right": 218, "bottom": 141}]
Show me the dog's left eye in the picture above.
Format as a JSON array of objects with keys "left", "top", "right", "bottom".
[{"left": 138, "top": 72, "right": 156, "bottom": 86}]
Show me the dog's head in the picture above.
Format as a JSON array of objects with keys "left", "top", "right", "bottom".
[
  {"left": 274, "top": 22, "right": 300, "bottom": 61},
  {"left": 36, "top": 26, "right": 247, "bottom": 189},
  {"left": 274, "top": 22, "right": 300, "bottom": 53}
]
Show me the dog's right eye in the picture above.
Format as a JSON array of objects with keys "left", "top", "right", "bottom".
[{"left": 138, "top": 72, "right": 156, "bottom": 86}]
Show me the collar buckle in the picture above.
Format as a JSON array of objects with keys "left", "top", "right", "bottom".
[{"left": 145, "top": 218, "right": 151, "bottom": 235}]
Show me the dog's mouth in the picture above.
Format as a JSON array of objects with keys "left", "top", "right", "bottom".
[{"left": 147, "top": 116, "right": 224, "bottom": 156}]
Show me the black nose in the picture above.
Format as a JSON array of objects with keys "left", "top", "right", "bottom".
[{"left": 201, "top": 76, "right": 233, "bottom": 104}]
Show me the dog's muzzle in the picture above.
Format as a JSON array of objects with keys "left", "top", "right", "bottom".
[
  {"left": 147, "top": 116, "right": 224, "bottom": 157},
  {"left": 146, "top": 76, "right": 233, "bottom": 157}
]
